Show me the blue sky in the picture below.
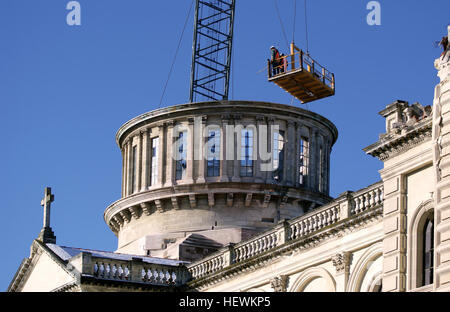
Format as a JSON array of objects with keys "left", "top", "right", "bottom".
[{"left": 1, "top": 0, "right": 448, "bottom": 291}]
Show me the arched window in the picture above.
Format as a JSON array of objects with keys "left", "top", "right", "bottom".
[{"left": 422, "top": 215, "right": 434, "bottom": 287}]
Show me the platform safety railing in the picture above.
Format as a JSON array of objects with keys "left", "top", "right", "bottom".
[{"left": 267, "top": 46, "right": 335, "bottom": 90}]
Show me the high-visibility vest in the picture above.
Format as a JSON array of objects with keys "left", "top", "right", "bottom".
[{"left": 272, "top": 49, "right": 280, "bottom": 61}]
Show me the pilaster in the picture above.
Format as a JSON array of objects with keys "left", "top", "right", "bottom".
[
  {"left": 121, "top": 147, "right": 125, "bottom": 197},
  {"left": 231, "top": 116, "right": 241, "bottom": 182},
  {"left": 255, "top": 116, "right": 266, "bottom": 183},
  {"left": 140, "top": 129, "right": 149, "bottom": 192},
  {"left": 185, "top": 118, "right": 195, "bottom": 184},
  {"left": 310, "top": 129, "right": 318, "bottom": 191},
  {"left": 220, "top": 116, "right": 230, "bottom": 182},
  {"left": 433, "top": 27, "right": 450, "bottom": 291},
  {"left": 157, "top": 124, "right": 165, "bottom": 188},
  {"left": 126, "top": 139, "right": 132, "bottom": 195},
  {"left": 164, "top": 121, "right": 175, "bottom": 187},
  {"left": 381, "top": 176, "right": 407, "bottom": 292},
  {"left": 137, "top": 131, "right": 143, "bottom": 192},
  {"left": 266, "top": 118, "right": 275, "bottom": 184},
  {"left": 285, "top": 120, "right": 295, "bottom": 186},
  {"left": 196, "top": 116, "right": 207, "bottom": 184}
]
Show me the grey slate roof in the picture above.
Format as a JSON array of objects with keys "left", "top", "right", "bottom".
[{"left": 46, "top": 243, "right": 189, "bottom": 266}]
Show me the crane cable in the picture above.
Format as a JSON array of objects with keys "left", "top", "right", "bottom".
[
  {"left": 304, "top": 0, "right": 310, "bottom": 54},
  {"left": 158, "top": 0, "right": 196, "bottom": 108},
  {"left": 292, "top": 0, "right": 297, "bottom": 43},
  {"left": 272, "top": 0, "right": 290, "bottom": 50}
]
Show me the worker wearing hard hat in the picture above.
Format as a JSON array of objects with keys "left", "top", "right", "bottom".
[{"left": 270, "top": 46, "right": 282, "bottom": 76}]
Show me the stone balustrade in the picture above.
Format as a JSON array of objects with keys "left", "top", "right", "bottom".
[
  {"left": 72, "top": 253, "right": 189, "bottom": 287},
  {"left": 187, "top": 182, "right": 384, "bottom": 280},
  {"left": 189, "top": 254, "right": 226, "bottom": 279},
  {"left": 93, "top": 259, "right": 130, "bottom": 281},
  {"left": 234, "top": 230, "right": 279, "bottom": 263},
  {"left": 289, "top": 203, "right": 340, "bottom": 240},
  {"left": 351, "top": 183, "right": 384, "bottom": 215}
]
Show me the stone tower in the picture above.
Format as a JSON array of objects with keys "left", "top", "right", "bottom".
[
  {"left": 432, "top": 25, "right": 450, "bottom": 291},
  {"left": 104, "top": 101, "right": 337, "bottom": 261}
]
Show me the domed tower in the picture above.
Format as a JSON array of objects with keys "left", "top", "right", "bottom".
[{"left": 104, "top": 100, "right": 337, "bottom": 261}]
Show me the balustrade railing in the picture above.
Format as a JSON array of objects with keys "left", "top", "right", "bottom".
[
  {"left": 289, "top": 204, "right": 340, "bottom": 240},
  {"left": 267, "top": 48, "right": 335, "bottom": 90},
  {"left": 351, "top": 184, "right": 384, "bottom": 215},
  {"left": 189, "top": 254, "right": 225, "bottom": 279},
  {"left": 93, "top": 259, "right": 130, "bottom": 280},
  {"left": 234, "top": 230, "right": 278, "bottom": 263},
  {"left": 187, "top": 182, "right": 384, "bottom": 279},
  {"left": 88, "top": 257, "right": 186, "bottom": 286}
]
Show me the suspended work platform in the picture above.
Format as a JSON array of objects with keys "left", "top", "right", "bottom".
[{"left": 268, "top": 43, "right": 335, "bottom": 104}]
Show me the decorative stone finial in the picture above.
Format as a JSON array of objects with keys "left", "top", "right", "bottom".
[{"left": 38, "top": 187, "right": 56, "bottom": 244}]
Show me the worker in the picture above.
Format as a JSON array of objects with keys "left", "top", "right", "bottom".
[
  {"left": 270, "top": 46, "right": 282, "bottom": 76},
  {"left": 280, "top": 53, "right": 287, "bottom": 73}
]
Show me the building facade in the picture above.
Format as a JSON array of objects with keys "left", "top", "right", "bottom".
[{"left": 7, "top": 27, "right": 450, "bottom": 293}]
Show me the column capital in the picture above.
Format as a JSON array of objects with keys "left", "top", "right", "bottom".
[
  {"left": 332, "top": 251, "right": 351, "bottom": 275},
  {"left": 270, "top": 275, "right": 289, "bottom": 292}
]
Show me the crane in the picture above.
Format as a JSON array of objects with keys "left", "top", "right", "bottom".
[{"left": 189, "top": 0, "right": 236, "bottom": 102}]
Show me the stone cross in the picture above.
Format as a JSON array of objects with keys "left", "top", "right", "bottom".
[{"left": 41, "top": 187, "right": 55, "bottom": 228}]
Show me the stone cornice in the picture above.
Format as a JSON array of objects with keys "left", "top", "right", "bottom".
[
  {"left": 115, "top": 101, "right": 338, "bottom": 148},
  {"left": 79, "top": 275, "right": 187, "bottom": 292},
  {"left": 104, "top": 182, "right": 333, "bottom": 232},
  {"left": 52, "top": 281, "right": 80, "bottom": 292},
  {"left": 7, "top": 240, "right": 78, "bottom": 292},
  {"left": 7, "top": 258, "right": 31, "bottom": 292},
  {"left": 363, "top": 117, "right": 432, "bottom": 161}
]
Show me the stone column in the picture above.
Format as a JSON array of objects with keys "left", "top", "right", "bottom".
[
  {"left": 121, "top": 147, "right": 125, "bottom": 197},
  {"left": 122, "top": 141, "right": 128, "bottom": 197},
  {"left": 324, "top": 138, "right": 330, "bottom": 195},
  {"left": 156, "top": 124, "right": 165, "bottom": 188},
  {"left": 255, "top": 116, "right": 266, "bottom": 183},
  {"left": 381, "top": 175, "right": 407, "bottom": 292},
  {"left": 140, "top": 129, "right": 149, "bottom": 192},
  {"left": 126, "top": 139, "right": 132, "bottom": 195},
  {"left": 294, "top": 123, "right": 300, "bottom": 187},
  {"left": 231, "top": 116, "right": 241, "bottom": 183},
  {"left": 433, "top": 26, "right": 450, "bottom": 291},
  {"left": 196, "top": 116, "right": 207, "bottom": 184},
  {"left": 266, "top": 118, "right": 275, "bottom": 184},
  {"left": 164, "top": 121, "right": 175, "bottom": 187},
  {"left": 309, "top": 129, "right": 318, "bottom": 191},
  {"left": 136, "top": 132, "right": 143, "bottom": 192},
  {"left": 327, "top": 139, "right": 331, "bottom": 195},
  {"left": 185, "top": 118, "right": 195, "bottom": 184}
]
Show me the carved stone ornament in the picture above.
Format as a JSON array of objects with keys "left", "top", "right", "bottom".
[
  {"left": 332, "top": 252, "right": 351, "bottom": 274},
  {"left": 270, "top": 275, "right": 288, "bottom": 292}
]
